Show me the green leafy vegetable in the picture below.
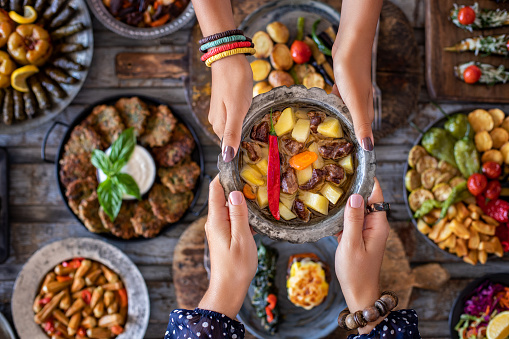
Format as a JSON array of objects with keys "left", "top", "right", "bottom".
[{"left": 91, "top": 127, "right": 141, "bottom": 221}]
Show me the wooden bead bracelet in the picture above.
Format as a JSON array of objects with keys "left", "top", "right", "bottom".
[
  {"left": 337, "top": 291, "right": 398, "bottom": 330},
  {"left": 200, "top": 35, "right": 252, "bottom": 52},
  {"left": 204, "top": 47, "right": 256, "bottom": 67},
  {"left": 199, "top": 29, "right": 245, "bottom": 45},
  {"left": 200, "top": 41, "right": 255, "bottom": 62}
]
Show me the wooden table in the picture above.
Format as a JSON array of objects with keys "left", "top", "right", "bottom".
[{"left": 1, "top": 1, "right": 509, "bottom": 338}]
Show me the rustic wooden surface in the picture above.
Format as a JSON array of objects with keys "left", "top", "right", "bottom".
[
  {"left": 425, "top": 0, "right": 509, "bottom": 103},
  {"left": 0, "top": 1, "right": 509, "bottom": 338}
]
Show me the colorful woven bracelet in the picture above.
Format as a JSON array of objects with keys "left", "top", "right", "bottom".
[
  {"left": 200, "top": 41, "right": 254, "bottom": 62},
  {"left": 200, "top": 35, "right": 252, "bottom": 52},
  {"left": 205, "top": 47, "right": 256, "bottom": 67},
  {"left": 199, "top": 29, "right": 244, "bottom": 45}
]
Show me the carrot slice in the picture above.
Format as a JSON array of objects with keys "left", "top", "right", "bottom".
[{"left": 289, "top": 151, "right": 317, "bottom": 170}]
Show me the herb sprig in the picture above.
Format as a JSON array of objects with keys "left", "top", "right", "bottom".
[{"left": 91, "top": 128, "right": 141, "bottom": 221}]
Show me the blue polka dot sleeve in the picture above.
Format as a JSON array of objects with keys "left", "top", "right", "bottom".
[
  {"left": 347, "top": 310, "right": 421, "bottom": 339},
  {"left": 164, "top": 308, "right": 245, "bottom": 339}
]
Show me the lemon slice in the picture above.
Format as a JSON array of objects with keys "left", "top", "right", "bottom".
[
  {"left": 487, "top": 311, "right": 509, "bottom": 339},
  {"left": 9, "top": 6, "right": 37, "bottom": 24},
  {"left": 11, "top": 65, "right": 39, "bottom": 92}
]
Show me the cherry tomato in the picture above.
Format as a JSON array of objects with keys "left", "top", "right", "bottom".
[
  {"left": 290, "top": 40, "right": 312, "bottom": 64},
  {"left": 81, "top": 289, "right": 92, "bottom": 304},
  {"left": 458, "top": 6, "right": 476, "bottom": 25},
  {"left": 485, "top": 181, "right": 502, "bottom": 200},
  {"left": 476, "top": 194, "right": 487, "bottom": 211},
  {"left": 486, "top": 199, "right": 509, "bottom": 223},
  {"left": 265, "top": 306, "right": 274, "bottom": 323},
  {"left": 467, "top": 173, "right": 487, "bottom": 196},
  {"left": 463, "top": 65, "right": 481, "bottom": 84},
  {"left": 482, "top": 162, "right": 502, "bottom": 179}
]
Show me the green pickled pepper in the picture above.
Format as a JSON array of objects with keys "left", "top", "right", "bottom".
[
  {"left": 454, "top": 123, "right": 480, "bottom": 179},
  {"left": 445, "top": 114, "right": 474, "bottom": 140},
  {"left": 421, "top": 127, "right": 458, "bottom": 167}
]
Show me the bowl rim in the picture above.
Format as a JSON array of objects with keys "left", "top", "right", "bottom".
[
  {"left": 219, "top": 85, "right": 376, "bottom": 244},
  {"left": 448, "top": 273, "right": 509, "bottom": 339},
  {"left": 86, "top": 0, "right": 195, "bottom": 39},
  {"left": 11, "top": 237, "right": 150, "bottom": 338}
]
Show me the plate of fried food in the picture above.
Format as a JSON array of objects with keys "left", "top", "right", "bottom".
[
  {"left": 11, "top": 237, "right": 150, "bottom": 338},
  {"left": 239, "top": 0, "right": 339, "bottom": 97},
  {"left": 0, "top": 0, "right": 93, "bottom": 134},
  {"left": 404, "top": 107, "right": 509, "bottom": 264},
  {"left": 42, "top": 95, "right": 208, "bottom": 240},
  {"left": 236, "top": 235, "right": 345, "bottom": 339}
]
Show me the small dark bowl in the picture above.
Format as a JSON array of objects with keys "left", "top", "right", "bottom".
[
  {"left": 449, "top": 273, "right": 509, "bottom": 339},
  {"left": 86, "top": 0, "right": 195, "bottom": 39}
]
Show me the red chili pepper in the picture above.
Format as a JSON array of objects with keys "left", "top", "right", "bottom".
[
  {"left": 486, "top": 199, "right": 509, "bottom": 223},
  {"left": 265, "top": 306, "right": 274, "bottom": 323},
  {"left": 39, "top": 297, "right": 51, "bottom": 306},
  {"left": 150, "top": 13, "right": 170, "bottom": 27},
  {"left": 266, "top": 294, "right": 277, "bottom": 310},
  {"left": 267, "top": 110, "right": 280, "bottom": 220},
  {"left": 81, "top": 289, "right": 92, "bottom": 304}
]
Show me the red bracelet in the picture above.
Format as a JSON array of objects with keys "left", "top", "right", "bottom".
[{"left": 200, "top": 41, "right": 254, "bottom": 62}]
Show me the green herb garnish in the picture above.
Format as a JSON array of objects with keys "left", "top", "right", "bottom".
[{"left": 91, "top": 128, "right": 141, "bottom": 221}]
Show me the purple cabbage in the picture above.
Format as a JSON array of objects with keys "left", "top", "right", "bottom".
[{"left": 463, "top": 281, "right": 506, "bottom": 322}]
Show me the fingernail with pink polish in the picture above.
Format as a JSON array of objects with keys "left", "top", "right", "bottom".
[
  {"left": 349, "top": 195, "right": 363, "bottom": 208},
  {"left": 229, "top": 191, "right": 244, "bottom": 206}
]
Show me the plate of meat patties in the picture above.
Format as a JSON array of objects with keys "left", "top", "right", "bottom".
[{"left": 44, "top": 95, "right": 207, "bottom": 240}]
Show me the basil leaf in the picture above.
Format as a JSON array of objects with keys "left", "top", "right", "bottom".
[
  {"left": 91, "top": 149, "right": 112, "bottom": 174},
  {"left": 110, "top": 158, "right": 127, "bottom": 176},
  {"left": 116, "top": 173, "right": 141, "bottom": 200},
  {"left": 97, "top": 178, "right": 123, "bottom": 222},
  {"left": 109, "top": 128, "right": 136, "bottom": 165}
]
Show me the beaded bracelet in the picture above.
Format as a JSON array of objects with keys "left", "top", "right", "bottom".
[
  {"left": 199, "top": 29, "right": 244, "bottom": 45},
  {"left": 200, "top": 35, "right": 252, "bottom": 52},
  {"left": 205, "top": 47, "right": 256, "bottom": 67},
  {"left": 337, "top": 291, "right": 399, "bottom": 330},
  {"left": 201, "top": 41, "right": 254, "bottom": 62}
]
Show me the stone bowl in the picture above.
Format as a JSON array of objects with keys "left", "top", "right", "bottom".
[{"left": 218, "top": 86, "right": 376, "bottom": 243}]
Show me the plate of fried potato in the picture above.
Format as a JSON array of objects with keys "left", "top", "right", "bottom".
[
  {"left": 11, "top": 237, "right": 149, "bottom": 338},
  {"left": 404, "top": 108, "right": 509, "bottom": 264}
]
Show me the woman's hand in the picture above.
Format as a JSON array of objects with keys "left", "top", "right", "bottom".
[
  {"left": 335, "top": 178, "right": 389, "bottom": 334},
  {"left": 331, "top": 0, "right": 382, "bottom": 152},
  {"left": 209, "top": 54, "right": 253, "bottom": 162},
  {"left": 198, "top": 176, "right": 258, "bottom": 319}
]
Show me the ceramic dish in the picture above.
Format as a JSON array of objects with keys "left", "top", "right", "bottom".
[
  {"left": 86, "top": 0, "right": 195, "bottom": 39},
  {"left": 0, "top": 312, "right": 15, "bottom": 339},
  {"left": 449, "top": 273, "right": 509, "bottom": 339},
  {"left": 218, "top": 86, "right": 376, "bottom": 244},
  {"left": 0, "top": 0, "right": 93, "bottom": 134},
  {"left": 41, "top": 95, "right": 209, "bottom": 240},
  {"left": 11, "top": 237, "right": 150, "bottom": 338},
  {"left": 237, "top": 235, "right": 345, "bottom": 339}
]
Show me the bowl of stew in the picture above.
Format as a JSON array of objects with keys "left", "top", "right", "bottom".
[
  {"left": 86, "top": 0, "right": 195, "bottom": 39},
  {"left": 218, "top": 86, "right": 376, "bottom": 243}
]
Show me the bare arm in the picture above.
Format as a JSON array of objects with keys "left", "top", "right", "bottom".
[
  {"left": 332, "top": 0, "right": 383, "bottom": 151},
  {"left": 191, "top": 0, "right": 236, "bottom": 36}
]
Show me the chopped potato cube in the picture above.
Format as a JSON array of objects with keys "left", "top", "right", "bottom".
[
  {"left": 274, "top": 107, "right": 295, "bottom": 136},
  {"left": 320, "top": 183, "right": 343, "bottom": 204},
  {"left": 296, "top": 166, "right": 313, "bottom": 185},
  {"left": 292, "top": 119, "right": 311, "bottom": 143},
  {"left": 338, "top": 154, "right": 354, "bottom": 174},
  {"left": 308, "top": 142, "right": 324, "bottom": 169},
  {"left": 317, "top": 117, "right": 343, "bottom": 138},
  {"left": 255, "top": 158, "right": 268, "bottom": 176},
  {"left": 299, "top": 191, "right": 329, "bottom": 215},
  {"left": 295, "top": 110, "right": 309, "bottom": 120},
  {"left": 280, "top": 192, "right": 296, "bottom": 210},
  {"left": 240, "top": 165, "right": 265, "bottom": 186},
  {"left": 257, "top": 186, "right": 268, "bottom": 209},
  {"left": 279, "top": 202, "right": 297, "bottom": 220}
]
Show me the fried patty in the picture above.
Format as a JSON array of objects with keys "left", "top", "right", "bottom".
[
  {"left": 158, "top": 159, "right": 200, "bottom": 194},
  {"left": 64, "top": 124, "right": 104, "bottom": 157},
  {"left": 131, "top": 200, "right": 166, "bottom": 238},
  {"left": 59, "top": 152, "right": 96, "bottom": 187},
  {"left": 115, "top": 97, "right": 150, "bottom": 137},
  {"left": 65, "top": 176, "right": 98, "bottom": 215},
  {"left": 151, "top": 123, "right": 195, "bottom": 167},
  {"left": 140, "top": 105, "right": 177, "bottom": 148},
  {"left": 86, "top": 105, "right": 125, "bottom": 145},
  {"left": 78, "top": 192, "right": 108, "bottom": 233},
  {"left": 99, "top": 201, "right": 137, "bottom": 240},
  {"left": 148, "top": 183, "right": 193, "bottom": 223}
]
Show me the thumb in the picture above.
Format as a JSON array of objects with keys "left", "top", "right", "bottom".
[
  {"left": 228, "top": 191, "right": 251, "bottom": 241},
  {"left": 351, "top": 110, "right": 374, "bottom": 152},
  {"left": 342, "top": 194, "right": 366, "bottom": 248},
  {"left": 221, "top": 111, "right": 244, "bottom": 163}
]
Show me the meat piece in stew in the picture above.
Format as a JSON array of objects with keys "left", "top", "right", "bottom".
[
  {"left": 323, "top": 164, "right": 345, "bottom": 185},
  {"left": 299, "top": 168, "right": 325, "bottom": 191},
  {"left": 308, "top": 111, "right": 326, "bottom": 133},
  {"left": 251, "top": 121, "right": 269, "bottom": 143},
  {"left": 318, "top": 140, "right": 354, "bottom": 159},
  {"left": 280, "top": 135, "right": 304, "bottom": 156},
  {"left": 281, "top": 167, "right": 298, "bottom": 194},
  {"left": 293, "top": 199, "right": 311, "bottom": 222},
  {"left": 241, "top": 141, "right": 262, "bottom": 162}
]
